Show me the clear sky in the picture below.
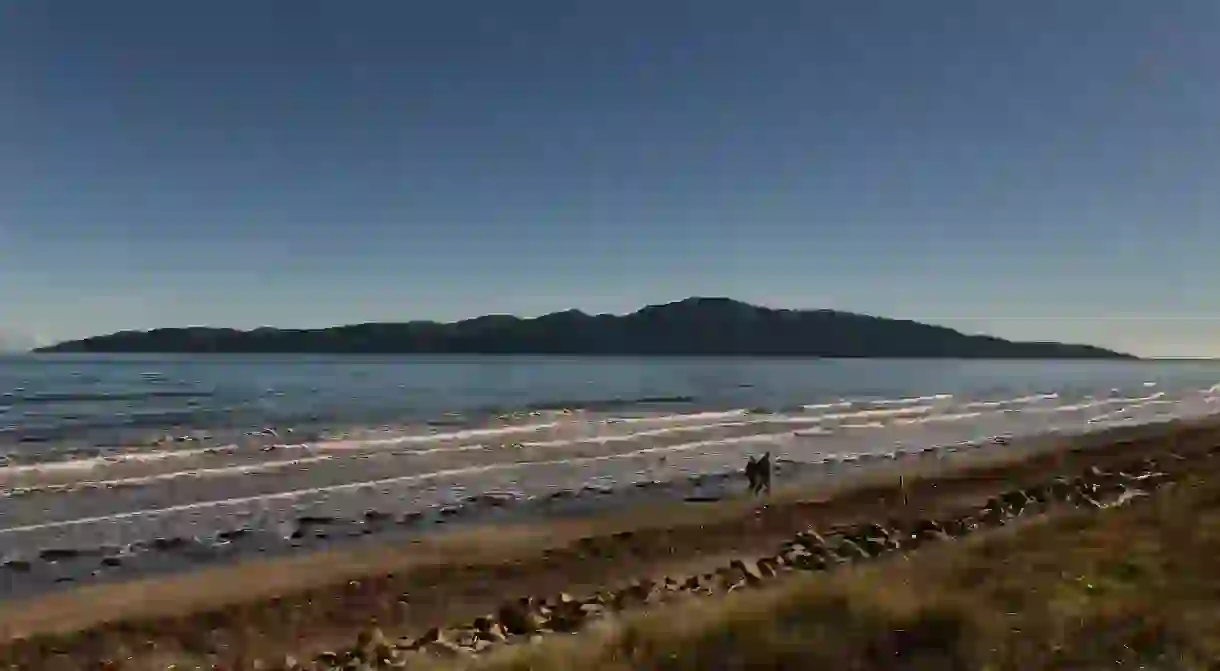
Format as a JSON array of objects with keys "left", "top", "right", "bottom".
[{"left": 2, "top": 1, "right": 1218, "bottom": 356}]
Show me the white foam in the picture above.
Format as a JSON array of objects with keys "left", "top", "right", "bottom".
[
  {"left": 810, "top": 405, "right": 938, "bottom": 421},
  {"left": 314, "top": 409, "right": 752, "bottom": 450},
  {"left": 1029, "top": 393, "right": 1165, "bottom": 414},
  {"left": 518, "top": 421, "right": 758, "bottom": 449},
  {"left": 2, "top": 386, "right": 1216, "bottom": 541},
  {"left": 800, "top": 401, "right": 855, "bottom": 411},
  {"left": 606, "top": 409, "right": 751, "bottom": 425},
  {"left": 895, "top": 411, "right": 984, "bottom": 425},
  {"left": 0, "top": 429, "right": 803, "bottom": 536},
  {"left": 866, "top": 394, "right": 952, "bottom": 406},
  {"left": 963, "top": 393, "right": 1059, "bottom": 409},
  {"left": 0, "top": 442, "right": 271, "bottom": 478},
  {"left": 1, "top": 455, "right": 335, "bottom": 493}
]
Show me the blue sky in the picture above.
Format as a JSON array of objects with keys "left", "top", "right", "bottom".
[{"left": 2, "top": 1, "right": 1218, "bottom": 356}]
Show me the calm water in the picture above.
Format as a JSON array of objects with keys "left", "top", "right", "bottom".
[{"left": 2, "top": 354, "right": 1220, "bottom": 461}]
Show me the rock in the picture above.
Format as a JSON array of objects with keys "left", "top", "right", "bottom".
[
  {"left": 354, "top": 628, "right": 394, "bottom": 662},
  {"left": 795, "top": 530, "right": 829, "bottom": 548},
  {"left": 472, "top": 615, "right": 496, "bottom": 632},
  {"left": 38, "top": 548, "right": 83, "bottom": 562},
  {"left": 466, "top": 493, "right": 516, "bottom": 508},
  {"left": 782, "top": 547, "right": 825, "bottom": 570},
  {"left": 1079, "top": 493, "right": 1105, "bottom": 509},
  {"left": 1049, "top": 479, "right": 1076, "bottom": 501},
  {"left": 979, "top": 499, "right": 1007, "bottom": 525},
  {"left": 613, "top": 579, "right": 658, "bottom": 608},
  {"left": 756, "top": 557, "right": 781, "bottom": 577},
  {"left": 315, "top": 651, "right": 341, "bottom": 666},
  {"left": 546, "top": 594, "right": 587, "bottom": 632},
  {"left": 475, "top": 620, "right": 508, "bottom": 643},
  {"left": 835, "top": 538, "right": 871, "bottom": 561},
  {"left": 942, "top": 517, "right": 971, "bottom": 537},
  {"left": 150, "top": 537, "right": 189, "bottom": 551},
  {"left": 397, "top": 511, "right": 424, "bottom": 525},
  {"left": 913, "top": 518, "right": 945, "bottom": 539},
  {"left": 677, "top": 573, "right": 718, "bottom": 595},
  {"left": 406, "top": 627, "right": 442, "bottom": 650},
  {"left": 863, "top": 535, "right": 894, "bottom": 554},
  {"left": 861, "top": 523, "right": 891, "bottom": 540},
  {"left": 714, "top": 565, "right": 747, "bottom": 589},
  {"left": 362, "top": 510, "right": 392, "bottom": 523},
  {"left": 1000, "top": 489, "right": 1031, "bottom": 511},
  {"left": 775, "top": 546, "right": 814, "bottom": 568},
  {"left": 779, "top": 539, "right": 811, "bottom": 556},
  {"left": 1086, "top": 466, "right": 1110, "bottom": 480},
  {"left": 422, "top": 639, "right": 472, "bottom": 658},
  {"left": 217, "top": 528, "right": 250, "bottom": 543},
  {"left": 729, "top": 559, "right": 765, "bottom": 586},
  {"left": 497, "top": 598, "right": 543, "bottom": 635},
  {"left": 450, "top": 628, "right": 480, "bottom": 648},
  {"left": 580, "top": 602, "right": 607, "bottom": 618},
  {"left": 1023, "top": 484, "right": 1051, "bottom": 504}
]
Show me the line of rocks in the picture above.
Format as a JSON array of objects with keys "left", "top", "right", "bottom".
[{"left": 286, "top": 452, "right": 1194, "bottom": 670}]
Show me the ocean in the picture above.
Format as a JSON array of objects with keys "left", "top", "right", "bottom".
[
  {"left": 2, "top": 354, "right": 1220, "bottom": 595},
  {"left": 3, "top": 354, "right": 1220, "bottom": 461}
]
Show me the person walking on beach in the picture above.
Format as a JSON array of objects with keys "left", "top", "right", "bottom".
[{"left": 745, "top": 452, "right": 773, "bottom": 496}]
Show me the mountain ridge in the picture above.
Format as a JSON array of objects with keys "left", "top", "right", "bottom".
[{"left": 34, "top": 297, "right": 1134, "bottom": 359}]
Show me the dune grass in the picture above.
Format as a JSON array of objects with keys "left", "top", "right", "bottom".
[{"left": 438, "top": 468, "right": 1220, "bottom": 671}]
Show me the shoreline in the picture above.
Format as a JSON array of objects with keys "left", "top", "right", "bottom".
[
  {"left": 0, "top": 391, "right": 1211, "bottom": 602},
  {"left": 1, "top": 415, "right": 1218, "bottom": 667}
]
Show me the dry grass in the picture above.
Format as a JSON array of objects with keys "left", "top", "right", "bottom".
[{"left": 442, "top": 469, "right": 1220, "bottom": 671}]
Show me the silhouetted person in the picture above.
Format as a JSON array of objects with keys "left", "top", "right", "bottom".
[{"left": 745, "top": 452, "right": 772, "bottom": 496}]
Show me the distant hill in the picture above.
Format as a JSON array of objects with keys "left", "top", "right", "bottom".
[{"left": 35, "top": 297, "right": 1134, "bottom": 359}]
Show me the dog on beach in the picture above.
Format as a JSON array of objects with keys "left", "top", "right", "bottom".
[{"left": 745, "top": 452, "right": 772, "bottom": 496}]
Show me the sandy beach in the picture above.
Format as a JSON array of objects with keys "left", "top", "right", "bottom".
[{"left": 0, "top": 410, "right": 1215, "bottom": 668}]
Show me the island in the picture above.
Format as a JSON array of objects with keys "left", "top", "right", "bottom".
[{"left": 35, "top": 297, "right": 1134, "bottom": 359}]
